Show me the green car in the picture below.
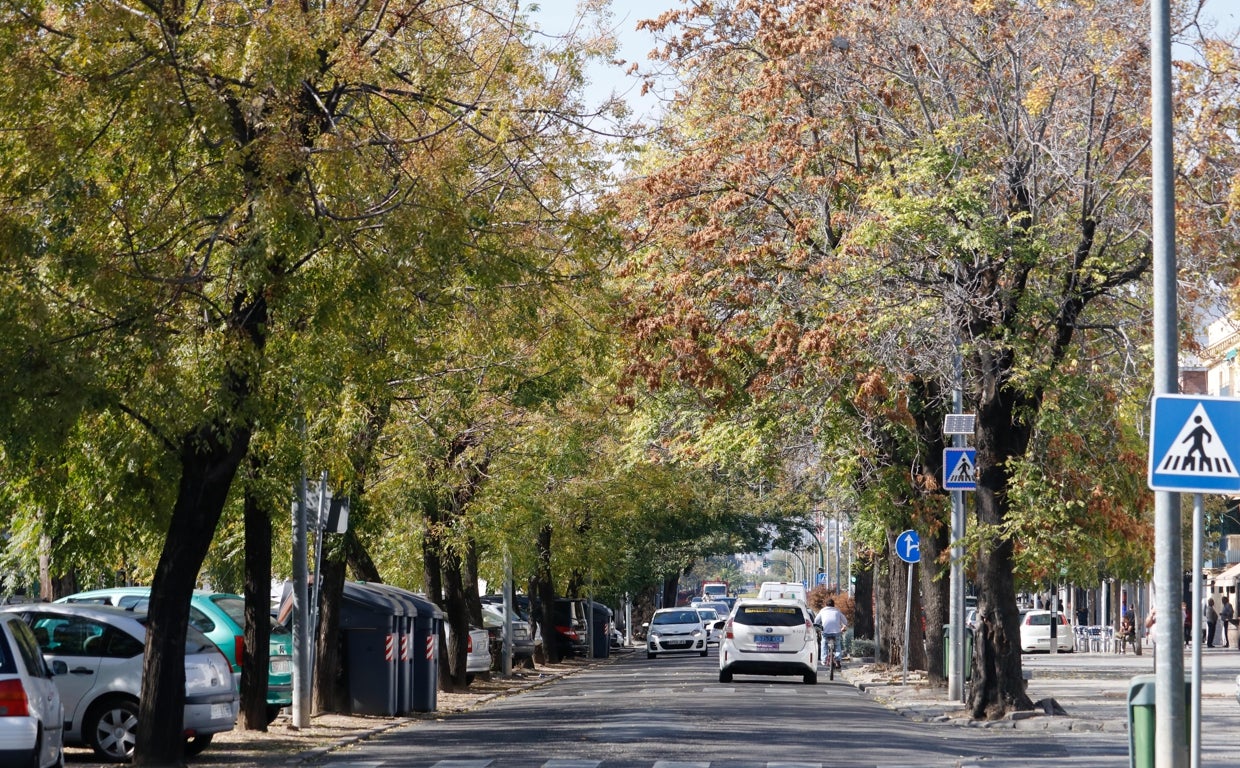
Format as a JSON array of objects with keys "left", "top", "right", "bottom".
[{"left": 57, "top": 587, "right": 293, "bottom": 723}]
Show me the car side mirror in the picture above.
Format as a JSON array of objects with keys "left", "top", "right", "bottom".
[
  {"left": 642, "top": 622, "right": 650, "bottom": 629},
  {"left": 713, "top": 620, "right": 725, "bottom": 630},
  {"left": 50, "top": 659, "right": 68, "bottom": 676}
]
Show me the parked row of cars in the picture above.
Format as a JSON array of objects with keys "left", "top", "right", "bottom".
[{"left": 0, "top": 600, "right": 239, "bottom": 764}]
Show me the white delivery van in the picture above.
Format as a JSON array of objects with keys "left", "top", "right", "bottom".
[{"left": 756, "top": 581, "right": 808, "bottom": 603}]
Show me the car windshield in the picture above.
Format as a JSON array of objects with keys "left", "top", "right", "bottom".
[
  {"left": 697, "top": 609, "right": 719, "bottom": 620},
  {"left": 733, "top": 605, "right": 806, "bottom": 627},
  {"left": 653, "top": 610, "right": 701, "bottom": 625},
  {"left": 1026, "top": 612, "right": 1064, "bottom": 626}
]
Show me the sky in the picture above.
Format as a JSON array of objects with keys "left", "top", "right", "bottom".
[{"left": 530, "top": 0, "right": 1240, "bottom": 122}]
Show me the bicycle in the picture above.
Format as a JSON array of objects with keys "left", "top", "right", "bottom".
[{"left": 823, "top": 633, "right": 842, "bottom": 681}]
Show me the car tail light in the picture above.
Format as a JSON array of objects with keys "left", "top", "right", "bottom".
[
  {"left": 555, "top": 625, "right": 578, "bottom": 641},
  {"left": 724, "top": 619, "right": 734, "bottom": 639},
  {"left": 0, "top": 679, "right": 31, "bottom": 717},
  {"left": 234, "top": 635, "right": 244, "bottom": 667},
  {"left": 467, "top": 634, "right": 474, "bottom": 653}
]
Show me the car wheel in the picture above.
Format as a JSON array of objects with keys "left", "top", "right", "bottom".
[
  {"left": 85, "top": 697, "right": 139, "bottom": 763},
  {"left": 719, "top": 668, "right": 733, "bottom": 683},
  {"left": 184, "top": 733, "right": 214, "bottom": 757},
  {"left": 699, "top": 649, "right": 708, "bottom": 657},
  {"left": 265, "top": 705, "right": 284, "bottom": 725},
  {"left": 803, "top": 669, "right": 818, "bottom": 684},
  {"left": 647, "top": 652, "right": 656, "bottom": 659}
]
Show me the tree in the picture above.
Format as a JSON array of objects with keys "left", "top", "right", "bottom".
[
  {"left": 0, "top": 0, "right": 621, "bottom": 760},
  {"left": 619, "top": 0, "right": 1235, "bottom": 719}
]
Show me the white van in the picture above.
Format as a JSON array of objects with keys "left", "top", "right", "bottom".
[{"left": 756, "top": 581, "right": 808, "bottom": 603}]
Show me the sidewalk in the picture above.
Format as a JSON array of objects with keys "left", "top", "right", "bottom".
[{"left": 846, "top": 644, "right": 1238, "bottom": 733}]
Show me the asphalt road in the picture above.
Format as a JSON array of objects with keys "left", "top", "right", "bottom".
[{"left": 297, "top": 647, "right": 1133, "bottom": 768}]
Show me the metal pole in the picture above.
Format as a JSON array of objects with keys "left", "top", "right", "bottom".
[
  {"left": 502, "top": 551, "right": 513, "bottom": 676},
  {"left": 902, "top": 560, "right": 914, "bottom": 685},
  {"left": 292, "top": 434, "right": 311, "bottom": 728},
  {"left": 948, "top": 353, "right": 966, "bottom": 702},
  {"left": 834, "top": 512, "right": 842, "bottom": 592},
  {"left": 1151, "top": 0, "right": 1186, "bottom": 765},
  {"left": 310, "top": 471, "right": 327, "bottom": 678},
  {"left": 1191, "top": 494, "right": 1203, "bottom": 768}
]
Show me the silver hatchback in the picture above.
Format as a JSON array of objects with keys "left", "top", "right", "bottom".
[{"left": 1, "top": 603, "right": 238, "bottom": 761}]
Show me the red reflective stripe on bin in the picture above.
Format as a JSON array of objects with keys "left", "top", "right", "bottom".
[
  {"left": 425, "top": 635, "right": 434, "bottom": 660},
  {"left": 400, "top": 635, "right": 409, "bottom": 661},
  {"left": 385, "top": 633, "right": 395, "bottom": 662}
]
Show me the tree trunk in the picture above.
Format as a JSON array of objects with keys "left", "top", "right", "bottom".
[
  {"left": 967, "top": 397, "right": 1036, "bottom": 717},
  {"left": 661, "top": 573, "right": 679, "bottom": 609},
  {"left": 314, "top": 554, "right": 349, "bottom": 712},
  {"left": 877, "top": 533, "right": 926, "bottom": 670},
  {"left": 239, "top": 469, "right": 273, "bottom": 731},
  {"left": 135, "top": 423, "right": 253, "bottom": 766},
  {"left": 852, "top": 558, "right": 874, "bottom": 640},
  {"left": 533, "top": 524, "right": 560, "bottom": 664}
]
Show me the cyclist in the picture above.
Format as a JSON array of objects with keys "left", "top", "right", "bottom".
[{"left": 814, "top": 598, "right": 848, "bottom": 668}]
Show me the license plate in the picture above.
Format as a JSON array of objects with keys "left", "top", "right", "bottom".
[
  {"left": 210, "top": 703, "right": 232, "bottom": 720},
  {"left": 760, "top": 635, "right": 784, "bottom": 643},
  {"left": 270, "top": 659, "right": 292, "bottom": 674}
]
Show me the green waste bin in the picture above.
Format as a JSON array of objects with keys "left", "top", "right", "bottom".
[
  {"left": 1127, "top": 674, "right": 1189, "bottom": 768},
  {"left": 942, "top": 625, "right": 972, "bottom": 681}
]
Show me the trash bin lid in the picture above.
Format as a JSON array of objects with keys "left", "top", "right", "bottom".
[
  {"left": 1128, "top": 674, "right": 1157, "bottom": 705},
  {"left": 344, "top": 581, "right": 413, "bottom": 616}
]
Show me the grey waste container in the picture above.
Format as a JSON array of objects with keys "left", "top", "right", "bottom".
[
  {"left": 590, "top": 602, "right": 612, "bottom": 659},
  {"left": 359, "top": 582, "right": 421, "bottom": 715},
  {"left": 942, "top": 625, "right": 972, "bottom": 681},
  {"left": 1127, "top": 674, "right": 1189, "bottom": 768},
  {"left": 340, "top": 582, "right": 409, "bottom": 716},
  {"left": 408, "top": 593, "right": 443, "bottom": 712}
]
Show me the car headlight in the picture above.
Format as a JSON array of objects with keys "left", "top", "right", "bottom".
[
  {"left": 692, "top": 629, "right": 702, "bottom": 637},
  {"left": 649, "top": 632, "right": 660, "bottom": 642}
]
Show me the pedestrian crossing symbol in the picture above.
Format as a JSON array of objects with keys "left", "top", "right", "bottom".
[
  {"left": 943, "top": 447, "right": 977, "bottom": 491},
  {"left": 1149, "top": 395, "right": 1240, "bottom": 493}
]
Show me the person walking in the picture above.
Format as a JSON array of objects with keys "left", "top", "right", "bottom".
[{"left": 1221, "top": 595, "right": 1234, "bottom": 648}]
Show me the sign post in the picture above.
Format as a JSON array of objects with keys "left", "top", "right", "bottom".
[
  {"left": 896, "top": 529, "right": 920, "bottom": 686},
  {"left": 1148, "top": 394, "right": 1240, "bottom": 768},
  {"left": 944, "top": 412, "right": 975, "bottom": 703}
]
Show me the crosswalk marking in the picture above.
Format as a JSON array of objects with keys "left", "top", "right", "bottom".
[
  {"left": 652, "top": 762, "right": 710, "bottom": 768},
  {"left": 543, "top": 761, "right": 602, "bottom": 768},
  {"left": 431, "top": 761, "right": 494, "bottom": 768},
  {"left": 768, "top": 763, "right": 821, "bottom": 768}
]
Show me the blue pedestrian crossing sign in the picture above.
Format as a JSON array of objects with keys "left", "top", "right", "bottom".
[
  {"left": 895, "top": 529, "right": 921, "bottom": 564},
  {"left": 943, "top": 448, "right": 977, "bottom": 491},
  {"left": 1148, "top": 395, "right": 1240, "bottom": 493}
]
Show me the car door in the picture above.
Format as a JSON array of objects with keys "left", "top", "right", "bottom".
[
  {"left": 26, "top": 611, "right": 106, "bottom": 730},
  {"left": 5, "top": 617, "right": 63, "bottom": 755}
]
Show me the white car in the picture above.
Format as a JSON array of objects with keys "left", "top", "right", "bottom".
[
  {"left": 444, "top": 623, "right": 493, "bottom": 683},
  {"left": 1, "top": 603, "right": 238, "bottom": 761},
  {"left": 1019, "top": 610, "right": 1075, "bottom": 653},
  {"left": 0, "top": 613, "right": 63, "bottom": 768},
  {"left": 695, "top": 607, "right": 721, "bottom": 644},
  {"left": 645, "top": 608, "right": 708, "bottom": 658},
  {"left": 718, "top": 598, "right": 818, "bottom": 684}
]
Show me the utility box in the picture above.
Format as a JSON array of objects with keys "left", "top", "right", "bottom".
[{"left": 1127, "top": 674, "right": 1189, "bottom": 768}]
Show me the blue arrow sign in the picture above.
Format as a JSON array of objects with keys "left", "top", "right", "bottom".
[
  {"left": 895, "top": 529, "right": 920, "bottom": 564},
  {"left": 1149, "top": 395, "right": 1240, "bottom": 494},
  {"left": 943, "top": 448, "right": 977, "bottom": 491}
]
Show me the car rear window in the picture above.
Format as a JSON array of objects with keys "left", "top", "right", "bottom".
[{"left": 733, "top": 605, "right": 806, "bottom": 627}]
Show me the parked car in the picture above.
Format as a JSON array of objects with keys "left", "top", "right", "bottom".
[
  {"left": 0, "top": 612, "right": 63, "bottom": 768},
  {"left": 58, "top": 586, "right": 293, "bottom": 723},
  {"left": 0, "top": 603, "right": 238, "bottom": 761},
  {"left": 1019, "top": 610, "right": 1075, "bottom": 653},
  {"left": 550, "top": 598, "right": 590, "bottom": 657},
  {"left": 718, "top": 598, "right": 818, "bottom": 684},
  {"left": 444, "top": 624, "right": 492, "bottom": 683},
  {"left": 480, "top": 604, "right": 535, "bottom": 662},
  {"left": 644, "top": 608, "right": 708, "bottom": 658}
]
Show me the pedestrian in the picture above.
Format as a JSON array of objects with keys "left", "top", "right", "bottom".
[
  {"left": 1183, "top": 602, "right": 1191, "bottom": 646},
  {"left": 1221, "top": 595, "right": 1234, "bottom": 648},
  {"left": 1205, "top": 597, "right": 1219, "bottom": 647}
]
